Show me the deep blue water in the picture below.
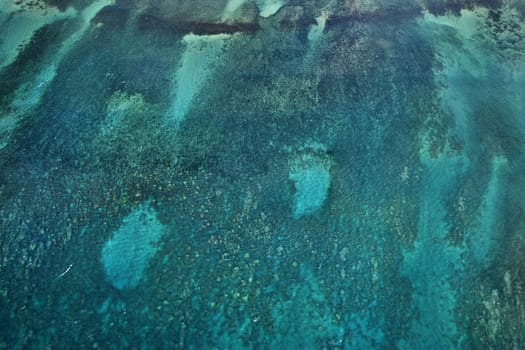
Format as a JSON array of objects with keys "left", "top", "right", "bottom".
[{"left": 1, "top": 0, "right": 524, "bottom": 349}]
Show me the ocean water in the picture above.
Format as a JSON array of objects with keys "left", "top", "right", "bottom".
[{"left": 0, "top": 0, "right": 524, "bottom": 349}]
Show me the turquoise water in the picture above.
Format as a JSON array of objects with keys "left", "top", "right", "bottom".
[{"left": 1, "top": 0, "right": 524, "bottom": 348}]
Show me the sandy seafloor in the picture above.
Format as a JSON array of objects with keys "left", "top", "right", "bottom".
[{"left": 1, "top": 0, "right": 524, "bottom": 348}]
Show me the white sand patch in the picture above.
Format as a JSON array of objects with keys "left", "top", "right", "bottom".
[
  {"left": 404, "top": 9, "right": 523, "bottom": 347},
  {"left": 303, "top": 11, "right": 329, "bottom": 66},
  {"left": 423, "top": 9, "right": 485, "bottom": 40},
  {"left": 101, "top": 202, "right": 165, "bottom": 290},
  {"left": 222, "top": 0, "right": 249, "bottom": 20},
  {"left": 399, "top": 146, "right": 467, "bottom": 349},
  {"left": 10, "top": 0, "right": 114, "bottom": 112},
  {"left": 0, "top": 1, "right": 19, "bottom": 15},
  {"left": 222, "top": 0, "right": 286, "bottom": 19},
  {"left": 289, "top": 153, "right": 331, "bottom": 219},
  {"left": 0, "top": 0, "right": 114, "bottom": 151},
  {"left": 307, "top": 12, "right": 328, "bottom": 44},
  {"left": 80, "top": 0, "right": 115, "bottom": 21},
  {"left": 0, "top": 6, "right": 76, "bottom": 71},
  {"left": 471, "top": 156, "right": 508, "bottom": 266},
  {"left": 167, "top": 33, "right": 231, "bottom": 125},
  {"left": 11, "top": 0, "right": 113, "bottom": 108},
  {"left": 416, "top": 9, "right": 488, "bottom": 160},
  {"left": 256, "top": 0, "right": 286, "bottom": 17}
]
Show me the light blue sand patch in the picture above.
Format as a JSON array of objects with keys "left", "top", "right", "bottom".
[
  {"left": 289, "top": 154, "right": 331, "bottom": 219},
  {"left": 101, "top": 202, "right": 165, "bottom": 290}
]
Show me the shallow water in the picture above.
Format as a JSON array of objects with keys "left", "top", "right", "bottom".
[{"left": 1, "top": 0, "right": 524, "bottom": 349}]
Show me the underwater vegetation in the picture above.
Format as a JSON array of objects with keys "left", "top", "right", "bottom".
[{"left": 1, "top": 0, "right": 524, "bottom": 348}]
